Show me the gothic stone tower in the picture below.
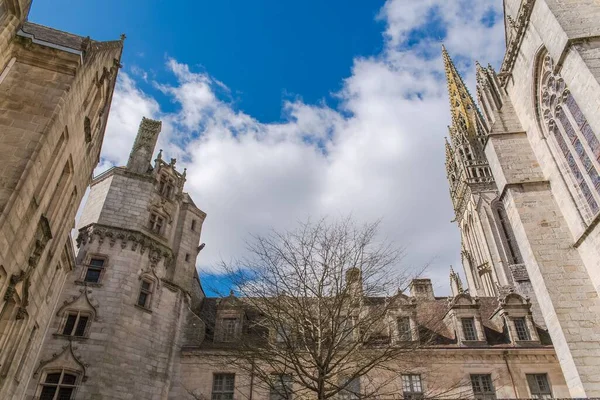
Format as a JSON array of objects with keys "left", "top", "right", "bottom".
[
  {"left": 443, "top": 47, "right": 535, "bottom": 301},
  {"left": 0, "top": 2, "right": 123, "bottom": 398},
  {"left": 445, "top": 0, "right": 600, "bottom": 396},
  {"left": 26, "top": 118, "right": 206, "bottom": 399}
]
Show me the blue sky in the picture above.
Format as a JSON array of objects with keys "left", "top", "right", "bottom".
[
  {"left": 31, "top": 0, "right": 385, "bottom": 122},
  {"left": 30, "top": 0, "right": 506, "bottom": 297}
]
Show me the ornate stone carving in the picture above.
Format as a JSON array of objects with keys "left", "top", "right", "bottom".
[
  {"left": 499, "top": 0, "right": 535, "bottom": 85},
  {"left": 84, "top": 116, "right": 92, "bottom": 143},
  {"left": 28, "top": 215, "right": 52, "bottom": 268},
  {"left": 77, "top": 223, "right": 173, "bottom": 266}
]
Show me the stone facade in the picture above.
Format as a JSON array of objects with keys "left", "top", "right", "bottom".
[
  {"left": 27, "top": 118, "right": 207, "bottom": 399},
  {"left": 0, "top": 2, "right": 122, "bottom": 399},
  {"left": 444, "top": 0, "right": 600, "bottom": 397}
]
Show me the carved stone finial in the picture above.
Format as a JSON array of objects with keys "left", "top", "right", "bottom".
[
  {"left": 156, "top": 149, "right": 163, "bottom": 161},
  {"left": 120, "top": 33, "right": 127, "bottom": 41},
  {"left": 80, "top": 36, "right": 91, "bottom": 52},
  {"left": 170, "top": 158, "right": 176, "bottom": 167},
  {"left": 182, "top": 168, "right": 187, "bottom": 178}
]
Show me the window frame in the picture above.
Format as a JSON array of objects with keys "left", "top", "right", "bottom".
[
  {"left": 470, "top": 374, "right": 496, "bottom": 400},
  {"left": 526, "top": 373, "right": 552, "bottom": 399},
  {"left": 212, "top": 373, "right": 235, "bottom": 400},
  {"left": 37, "top": 369, "right": 79, "bottom": 400},
  {"left": 461, "top": 317, "right": 477, "bottom": 341},
  {"left": 270, "top": 374, "right": 293, "bottom": 400},
  {"left": 82, "top": 256, "right": 106, "bottom": 284},
  {"left": 221, "top": 318, "right": 239, "bottom": 342},
  {"left": 401, "top": 374, "right": 423, "bottom": 400},
  {"left": 397, "top": 316, "right": 412, "bottom": 341},
  {"left": 60, "top": 311, "right": 91, "bottom": 338},
  {"left": 136, "top": 278, "right": 155, "bottom": 309},
  {"left": 513, "top": 317, "right": 531, "bottom": 341},
  {"left": 148, "top": 212, "right": 165, "bottom": 236}
]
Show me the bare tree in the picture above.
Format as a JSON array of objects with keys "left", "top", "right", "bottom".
[{"left": 204, "top": 218, "right": 445, "bottom": 400}]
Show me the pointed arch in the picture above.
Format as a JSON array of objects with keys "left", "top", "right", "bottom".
[{"left": 534, "top": 47, "right": 600, "bottom": 222}]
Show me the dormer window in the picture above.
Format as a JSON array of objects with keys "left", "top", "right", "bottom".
[
  {"left": 221, "top": 318, "right": 239, "bottom": 342},
  {"left": 148, "top": 212, "right": 164, "bottom": 235},
  {"left": 397, "top": 317, "right": 412, "bottom": 341},
  {"left": 62, "top": 311, "right": 90, "bottom": 337},
  {"left": 514, "top": 317, "right": 530, "bottom": 341},
  {"left": 158, "top": 174, "right": 175, "bottom": 199},
  {"left": 461, "top": 317, "right": 477, "bottom": 341}
]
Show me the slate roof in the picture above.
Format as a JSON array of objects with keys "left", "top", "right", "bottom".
[
  {"left": 191, "top": 296, "right": 553, "bottom": 349},
  {"left": 21, "top": 22, "right": 87, "bottom": 50}
]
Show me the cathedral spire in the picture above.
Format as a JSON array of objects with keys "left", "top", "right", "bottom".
[{"left": 441, "top": 45, "right": 481, "bottom": 141}]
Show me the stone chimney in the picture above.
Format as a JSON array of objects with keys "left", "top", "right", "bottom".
[
  {"left": 345, "top": 267, "right": 363, "bottom": 296},
  {"left": 409, "top": 278, "right": 435, "bottom": 300},
  {"left": 126, "top": 117, "right": 162, "bottom": 174}
]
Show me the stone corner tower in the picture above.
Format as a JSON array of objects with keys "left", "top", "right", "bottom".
[{"left": 27, "top": 117, "right": 207, "bottom": 399}]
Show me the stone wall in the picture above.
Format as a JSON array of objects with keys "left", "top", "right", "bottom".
[{"left": 0, "top": 16, "right": 123, "bottom": 399}]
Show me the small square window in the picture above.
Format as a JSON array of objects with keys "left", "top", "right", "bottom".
[
  {"left": 137, "top": 279, "right": 153, "bottom": 309},
  {"left": 84, "top": 258, "right": 105, "bottom": 283},
  {"left": 514, "top": 318, "right": 530, "bottom": 341},
  {"left": 149, "top": 213, "right": 164, "bottom": 235},
  {"left": 62, "top": 312, "right": 89, "bottom": 337},
  {"left": 270, "top": 374, "right": 293, "bottom": 400},
  {"left": 397, "top": 317, "right": 412, "bottom": 341},
  {"left": 212, "top": 373, "right": 235, "bottom": 400},
  {"left": 401, "top": 374, "right": 423, "bottom": 400},
  {"left": 221, "top": 318, "right": 239, "bottom": 342},
  {"left": 471, "top": 374, "right": 496, "bottom": 400},
  {"left": 462, "top": 318, "right": 477, "bottom": 341},
  {"left": 527, "top": 374, "right": 552, "bottom": 399}
]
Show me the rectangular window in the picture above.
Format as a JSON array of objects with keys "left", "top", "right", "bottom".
[
  {"left": 191, "top": 219, "right": 197, "bottom": 231},
  {"left": 137, "top": 280, "right": 153, "bottom": 308},
  {"left": 39, "top": 370, "right": 77, "bottom": 400},
  {"left": 397, "top": 317, "right": 412, "bottom": 341},
  {"left": 270, "top": 374, "right": 293, "bottom": 400},
  {"left": 471, "top": 374, "right": 496, "bottom": 400},
  {"left": 84, "top": 258, "right": 105, "bottom": 283},
  {"left": 339, "top": 375, "right": 360, "bottom": 400},
  {"left": 62, "top": 312, "right": 89, "bottom": 337},
  {"left": 185, "top": 253, "right": 190, "bottom": 262},
  {"left": 222, "top": 318, "right": 238, "bottom": 342},
  {"left": 212, "top": 373, "right": 235, "bottom": 400},
  {"left": 514, "top": 318, "right": 530, "bottom": 341},
  {"left": 462, "top": 318, "right": 477, "bottom": 341},
  {"left": 148, "top": 213, "right": 164, "bottom": 235},
  {"left": 527, "top": 374, "right": 552, "bottom": 399},
  {"left": 401, "top": 374, "right": 423, "bottom": 400}
]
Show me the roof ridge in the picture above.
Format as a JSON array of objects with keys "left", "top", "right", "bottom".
[{"left": 22, "top": 21, "right": 87, "bottom": 40}]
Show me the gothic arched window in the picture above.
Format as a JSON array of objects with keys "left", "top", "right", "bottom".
[
  {"left": 493, "top": 201, "right": 522, "bottom": 265},
  {"left": 538, "top": 52, "right": 600, "bottom": 221}
]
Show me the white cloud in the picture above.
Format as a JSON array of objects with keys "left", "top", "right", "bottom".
[{"left": 96, "top": 0, "right": 505, "bottom": 295}]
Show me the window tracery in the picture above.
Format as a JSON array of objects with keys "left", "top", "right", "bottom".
[{"left": 538, "top": 52, "right": 600, "bottom": 220}]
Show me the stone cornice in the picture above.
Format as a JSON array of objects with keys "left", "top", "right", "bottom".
[
  {"left": 499, "top": 0, "right": 535, "bottom": 86},
  {"left": 76, "top": 223, "right": 174, "bottom": 266},
  {"left": 91, "top": 166, "right": 156, "bottom": 186}
]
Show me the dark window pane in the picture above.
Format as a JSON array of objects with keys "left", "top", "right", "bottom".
[
  {"left": 40, "top": 386, "right": 57, "bottom": 400},
  {"left": 45, "top": 373, "right": 62, "bottom": 384},
  {"left": 398, "top": 317, "right": 411, "bottom": 341},
  {"left": 137, "top": 292, "right": 148, "bottom": 307},
  {"left": 62, "top": 374, "right": 77, "bottom": 385},
  {"left": 89, "top": 258, "right": 104, "bottom": 267},
  {"left": 74, "top": 316, "right": 88, "bottom": 337},
  {"left": 57, "top": 387, "right": 74, "bottom": 400},
  {"left": 141, "top": 281, "right": 151, "bottom": 291},
  {"left": 63, "top": 315, "right": 77, "bottom": 335},
  {"left": 84, "top": 268, "right": 101, "bottom": 283}
]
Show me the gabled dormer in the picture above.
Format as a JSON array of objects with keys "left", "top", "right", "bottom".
[
  {"left": 152, "top": 150, "right": 186, "bottom": 202},
  {"left": 443, "top": 293, "right": 487, "bottom": 346},
  {"left": 214, "top": 292, "right": 245, "bottom": 343},
  {"left": 490, "top": 292, "right": 540, "bottom": 345},
  {"left": 389, "top": 292, "right": 418, "bottom": 343}
]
